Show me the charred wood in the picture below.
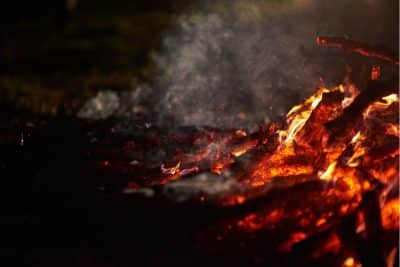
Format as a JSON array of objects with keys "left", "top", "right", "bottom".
[
  {"left": 316, "top": 36, "right": 399, "bottom": 66},
  {"left": 325, "top": 79, "right": 398, "bottom": 143}
]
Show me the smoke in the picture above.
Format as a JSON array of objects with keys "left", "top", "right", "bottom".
[{"left": 151, "top": 0, "right": 398, "bottom": 128}]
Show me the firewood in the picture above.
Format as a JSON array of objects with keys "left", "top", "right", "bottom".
[
  {"left": 316, "top": 36, "right": 399, "bottom": 66},
  {"left": 325, "top": 79, "right": 398, "bottom": 143}
]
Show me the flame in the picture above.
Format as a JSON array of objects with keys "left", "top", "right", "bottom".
[
  {"left": 231, "top": 139, "right": 258, "bottom": 157},
  {"left": 343, "top": 257, "right": 362, "bottom": 267},
  {"left": 235, "top": 129, "right": 248, "bottom": 137},
  {"left": 346, "top": 131, "right": 367, "bottom": 167},
  {"left": 278, "top": 232, "right": 307, "bottom": 252},
  {"left": 121, "top": 74, "right": 399, "bottom": 261},
  {"left": 148, "top": 83, "right": 398, "bottom": 206},
  {"left": 385, "top": 124, "right": 399, "bottom": 136},
  {"left": 342, "top": 83, "right": 359, "bottom": 108},
  {"left": 319, "top": 161, "right": 337, "bottom": 180},
  {"left": 363, "top": 93, "right": 399, "bottom": 119},
  {"left": 279, "top": 86, "right": 331, "bottom": 144},
  {"left": 382, "top": 93, "right": 399, "bottom": 104},
  {"left": 381, "top": 198, "right": 400, "bottom": 231},
  {"left": 350, "top": 131, "right": 362, "bottom": 144},
  {"left": 211, "top": 162, "right": 225, "bottom": 175},
  {"left": 161, "top": 161, "right": 181, "bottom": 175},
  {"left": 151, "top": 85, "right": 398, "bottom": 236},
  {"left": 311, "top": 232, "right": 342, "bottom": 258}
]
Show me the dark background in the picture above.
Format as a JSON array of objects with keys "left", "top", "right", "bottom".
[
  {"left": 0, "top": 0, "right": 398, "bottom": 118},
  {"left": 0, "top": 0, "right": 190, "bottom": 114}
]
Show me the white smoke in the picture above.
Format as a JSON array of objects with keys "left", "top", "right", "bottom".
[
  {"left": 78, "top": 0, "right": 398, "bottom": 126},
  {"left": 152, "top": 0, "right": 397, "bottom": 128}
]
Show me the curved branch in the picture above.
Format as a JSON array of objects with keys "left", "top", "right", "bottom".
[{"left": 316, "top": 36, "right": 399, "bottom": 66}]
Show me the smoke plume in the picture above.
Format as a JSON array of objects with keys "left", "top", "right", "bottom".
[{"left": 153, "top": 0, "right": 398, "bottom": 128}]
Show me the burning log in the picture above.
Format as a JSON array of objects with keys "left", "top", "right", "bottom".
[
  {"left": 2, "top": 20, "right": 399, "bottom": 265},
  {"left": 325, "top": 79, "right": 398, "bottom": 144},
  {"left": 316, "top": 36, "right": 399, "bottom": 66}
]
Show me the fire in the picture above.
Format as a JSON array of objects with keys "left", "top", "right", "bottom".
[
  {"left": 148, "top": 75, "right": 398, "bottom": 233},
  {"left": 196, "top": 75, "right": 398, "bottom": 261},
  {"left": 152, "top": 78, "right": 397, "bottom": 194},
  {"left": 363, "top": 93, "right": 399, "bottom": 119},
  {"left": 385, "top": 124, "right": 399, "bottom": 136},
  {"left": 381, "top": 198, "right": 400, "bottom": 231},
  {"left": 279, "top": 85, "right": 330, "bottom": 144},
  {"left": 89, "top": 35, "right": 399, "bottom": 266},
  {"left": 161, "top": 161, "right": 181, "bottom": 175},
  {"left": 231, "top": 139, "right": 258, "bottom": 157},
  {"left": 112, "top": 61, "right": 398, "bottom": 265},
  {"left": 343, "top": 257, "right": 362, "bottom": 267},
  {"left": 382, "top": 93, "right": 399, "bottom": 104},
  {"left": 278, "top": 231, "right": 307, "bottom": 252},
  {"left": 319, "top": 161, "right": 337, "bottom": 180},
  {"left": 346, "top": 132, "right": 367, "bottom": 167},
  {"left": 211, "top": 162, "right": 225, "bottom": 175},
  {"left": 370, "top": 65, "right": 381, "bottom": 80}
]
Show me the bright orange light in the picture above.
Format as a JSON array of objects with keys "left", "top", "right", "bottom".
[
  {"left": 381, "top": 198, "right": 400, "bottom": 230},
  {"left": 161, "top": 161, "right": 181, "bottom": 175}
]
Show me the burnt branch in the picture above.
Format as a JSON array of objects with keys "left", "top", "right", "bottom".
[
  {"left": 325, "top": 79, "right": 398, "bottom": 143},
  {"left": 316, "top": 36, "right": 399, "bottom": 66}
]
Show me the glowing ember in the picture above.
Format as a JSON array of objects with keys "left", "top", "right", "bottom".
[
  {"left": 146, "top": 78, "right": 399, "bottom": 229},
  {"left": 381, "top": 198, "right": 400, "bottom": 231},
  {"left": 343, "top": 257, "right": 362, "bottom": 267},
  {"left": 189, "top": 74, "right": 398, "bottom": 263},
  {"left": 161, "top": 161, "right": 181, "bottom": 175},
  {"left": 98, "top": 55, "right": 398, "bottom": 266}
]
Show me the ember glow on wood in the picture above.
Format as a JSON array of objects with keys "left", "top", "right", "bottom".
[
  {"left": 316, "top": 36, "right": 399, "bottom": 66},
  {"left": 86, "top": 62, "right": 398, "bottom": 267},
  {"left": 2, "top": 2, "right": 399, "bottom": 266}
]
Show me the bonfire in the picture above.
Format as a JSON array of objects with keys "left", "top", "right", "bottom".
[{"left": 86, "top": 37, "right": 399, "bottom": 267}]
